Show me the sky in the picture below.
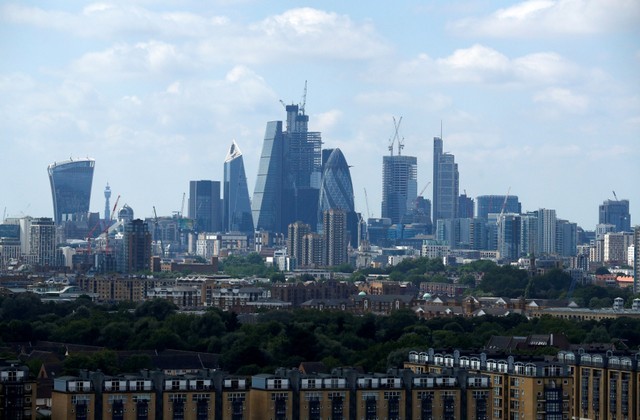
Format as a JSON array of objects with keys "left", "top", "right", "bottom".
[{"left": 1, "top": 0, "right": 639, "bottom": 230}]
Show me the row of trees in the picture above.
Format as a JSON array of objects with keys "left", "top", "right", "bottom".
[{"left": 2, "top": 293, "right": 640, "bottom": 376}]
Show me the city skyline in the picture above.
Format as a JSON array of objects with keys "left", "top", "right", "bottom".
[{"left": 1, "top": 1, "right": 639, "bottom": 229}]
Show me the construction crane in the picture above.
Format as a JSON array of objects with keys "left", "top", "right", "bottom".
[
  {"left": 363, "top": 188, "right": 372, "bottom": 220},
  {"left": 300, "top": 80, "right": 307, "bottom": 115},
  {"left": 153, "top": 206, "right": 164, "bottom": 257},
  {"left": 180, "top": 192, "right": 186, "bottom": 217},
  {"left": 612, "top": 190, "right": 619, "bottom": 201},
  {"left": 419, "top": 181, "right": 431, "bottom": 198},
  {"left": 496, "top": 187, "right": 511, "bottom": 226},
  {"left": 388, "top": 116, "right": 404, "bottom": 156}
]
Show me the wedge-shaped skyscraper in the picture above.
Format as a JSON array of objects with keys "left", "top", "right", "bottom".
[
  {"left": 48, "top": 158, "right": 95, "bottom": 224},
  {"left": 252, "top": 103, "right": 322, "bottom": 234},
  {"left": 224, "top": 140, "right": 254, "bottom": 233}
]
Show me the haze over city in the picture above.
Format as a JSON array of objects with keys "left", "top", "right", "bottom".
[{"left": 1, "top": 0, "right": 639, "bottom": 228}]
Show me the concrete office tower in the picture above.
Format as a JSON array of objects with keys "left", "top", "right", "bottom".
[
  {"left": 104, "top": 184, "right": 111, "bottom": 221},
  {"left": 555, "top": 219, "right": 577, "bottom": 257},
  {"left": 432, "top": 137, "right": 459, "bottom": 224},
  {"left": 634, "top": 226, "right": 639, "bottom": 293},
  {"left": 189, "top": 180, "right": 222, "bottom": 233},
  {"left": 123, "top": 219, "right": 151, "bottom": 273},
  {"left": 536, "top": 209, "right": 557, "bottom": 255},
  {"left": 252, "top": 101, "right": 322, "bottom": 234},
  {"left": 30, "top": 217, "right": 57, "bottom": 267},
  {"left": 47, "top": 158, "right": 95, "bottom": 224},
  {"left": 323, "top": 209, "right": 347, "bottom": 267},
  {"left": 520, "top": 212, "right": 538, "bottom": 257},
  {"left": 476, "top": 195, "right": 522, "bottom": 220},
  {"left": 224, "top": 140, "right": 254, "bottom": 233},
  {"left": 287, "top": 221, "right": 311, "bottom": 267},
  {"left": 599, "top": 199, "right": 631, "bottom": 232}
]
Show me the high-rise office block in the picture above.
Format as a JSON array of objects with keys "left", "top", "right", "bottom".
[
  {"left": 287, "top": 221, "right": 311, "bottom": 267},
  {"left": 432, "top": 137, "right": 459, "bottom": 224},
  {"left": 30, "top": 217, "right": 57, "bottom": 267},
  {"left": 252, "top": 102, "right": 322, "bottom": 234},
  {"left": 189, "top": 180, "right": 221, "bottom": 233},
  {"left": 318, "top": 148, "right": 359, "bottom": 247},
  {"left": 536, "top": 209, "right": 557, "bottom": 255},
  {"left": 497, "top": 213, "right": 521, "bottom": 262},
  {"left": 224, "top": 140, "right": 254, "bottom": 233},
  {"left": 634, "top": 226, "right": 639, "bottom": 293},
  {"left": 323, "top": 209, "right": 347, "bottom": 267},
  {"left": 476, "top": 195, "right": 522, "bottom": 220},
  {"left": 381, "top": 155, "right": 417, "bottom": 225},
  {"left": 47, "top": 158, "right": 95, "bottom": 224},
  {"left": 123, "top": 219, "right": 151, "bottom": 273},
  {"left": 555, "top": 219, "right": 577, "bottom": 257},
  {"left": 104, "top": 183, "right": 111, "bottom": 221},
  {"left": 520, "top": 212, "right": 538, "bottom": 257},
  {"left": 599, "top": 199, "right": 631, "bottom": 232},
  {"left": 457, "top": 194, "right": 474, "bottom": 219},
  {"left": 0, "top": 223, "right": 20, "bottom": 268}
]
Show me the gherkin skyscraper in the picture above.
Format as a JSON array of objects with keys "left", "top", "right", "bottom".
[
  {"left": 224, "top": 140, "right": 254, "bottom": 233},
  {"left": 318, "top": 148, "right": 354, "bottom": 217}
]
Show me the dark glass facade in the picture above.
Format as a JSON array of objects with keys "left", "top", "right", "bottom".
[
  {"left": 47, "top": 158, "right": 95, "bottom": 224},
  {"left": 432, "top": 137, "right": 459, "bottom": 224},
  {"left": 476, "top": 195, "right": 522, "bottom": 220},
  {"left": 318, "top": 148, "right": 354, "bottom": 216},
  {"left": 599, "top": 199, "right": 631, "bottom": 232},
  {"left": 382, "top": 155, "right": 417, "bottom": 225},
  {"left": 189, "top": 180, "right": 221, "bottom": 233},
  {"left": 224, "top": 140, "right": 254, "bottom": 233},
  {"left": 252, "top": 103, "right": 322, "bottom": 234}
]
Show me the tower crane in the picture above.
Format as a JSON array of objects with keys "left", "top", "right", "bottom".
[
  {"left": 180, "top": 192, "right": 186, "bottom": 218},
  {"left": 612, "top": 190, "right": 619, "bottom": 201},
  {"left": 496, "top": 187, "right": 511, "bottom": 226},
  {"left": 153, "top": 206, "right": 164, "bottom": 257},
  {"left": 300, "top": 80, "right": 307, "bottom": 115},
  {"left": 363, "top": 188, "right": 372, "bottom": 220},
  {"left": 388, "top": 116, "right": 404, "bottom": 156},
  {"left": 419, "top": 181, "right": 432, "bottom": 197}
]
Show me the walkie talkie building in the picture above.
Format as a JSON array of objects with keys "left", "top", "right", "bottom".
[{"left": 47, "top": 158, "right": 95, "bottom": 224}]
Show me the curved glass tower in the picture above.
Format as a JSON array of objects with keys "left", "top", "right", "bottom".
[
  {"left": 48, "top": 158, "right": 95, "bottom": 224},
  {"left": 224, "top": 140, "right": 254, "bottom": 233},
  {"left": 318, "top": 148, "right": 354, "bottom": 216}
]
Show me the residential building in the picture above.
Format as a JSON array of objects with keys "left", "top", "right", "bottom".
[
  {"left": 432, "top": 137, "right": 459, "bottom": 224},
  {"left": 603, "top": 232, "right": 634, "bottom": 264},
  {"left": 122, "top": 219, "right": 151, "bottom": 273},
  {"left": 47, "top": 158, "right": 95, "bottom": 224},
  {"left": 634, "top": 226, "right": 639, "bottom": 293},
  {"left": 497, "top": 213, "right": 521, "bottom": 262},
  {"left": 189, "top": 180, "right": 222, "bottom": 233},
  {"left": 223, "top": 140, "right": 254, "bottom": 234},
  {"left": 0, "top": 364, "right": 36, "bottom": 420},
  {"left": 323, "top": 209, "right": 347, "bottom": 267},
  {"left": 287, "top": 221, "right": 311, "bottom": 268},
  {"left": 537, "top": 208, "right": 557, "bottom": 256},
  {"left": 599, "top": 199, "right": 631, "bottom": 232},
  {"left": 555, "top": 218, "right": 577, "bottom": 257},
  {"left": 302, "top": 232, "right": 324, "bottom": 268},
  {"left": 30, "top": 217, "right": 58, "bottom": 267}
]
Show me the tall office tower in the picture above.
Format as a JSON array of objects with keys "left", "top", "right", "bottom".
[
  {"left": 123, "top": 219, "right": 151, "bottom": 273},
  {"left": 520, "top": 212, "right": 539, "bottom": 257},
  {"left": 318, "top": 148, "right": 359, "bottom": 247},
  {"left": 287, "top": 221, "right": 311, "bottom": 267},
  {"left": 302, "top": 232, "right": 324, "bottom": 268},
  {"left": 30, "top": 217, "right": 57, "bottom": 267},
  {"left": 104, "top": 184, "right": 111, "bottom": 221},
  {"left": 381, "top": 154, "right": 418, "bottom": 224},
  {"left": 634, "top": 226, "right": 639, "bottom": 293},
  {"left": 252, "top": 102, "right": 322, "bottom": 234},
  {"left": 555, "top": 219, "right": 577, "bottom": 257},
  {"left": 189, "top": 180, "right": 222, "bottom": 233},
  {"left": 224, "top": 140, "right": 254, "bottom": 233},
  {"left": 599, "top": 199, "right": 631, "bottom": 232},
  {"left": 476, "top": 195, "right": 522, "bottom": 220},
  {"left": 536, "top": 209, "right": 557, "bottom": 255},
  {"left": 432, "top": 137, "right": 459, "bottom": 224},
  {"left": 497, "top": 213, "right": 522, "bottom": 261},
  {"left": 457, "top": 194, "right": 474, "bottom": 218},
  {"left": 323, "top": 209, "right": 347, "bottom": 267},
  {"left": 48, "top": 158, "right": 95, "bottom": 224}
]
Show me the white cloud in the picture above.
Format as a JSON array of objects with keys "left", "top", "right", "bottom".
[
  {"left": 450, "top": 0, "right": 640, "bottom": 37},
  {"left": 533, "top": 87, "right": 590, "bottom": 113},
  {"left": 395, "top": 44, "right": 578, "bottom": 86}
]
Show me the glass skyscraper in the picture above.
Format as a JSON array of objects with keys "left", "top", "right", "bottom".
[
  {"left": 189, "top": 180, "right": 221, "bottom": 233},
  {"left": 47, "top": 158, "right": 95, "bottom": 224},
  {"left": 599, "top": 199, "right": 631, "bottom": 232},
  {"left": 381, "top": 155, "right": 417, "bottom": 225},
  {"left": 476, "top": 195, "right": 522, "bottom": 220},
  {"left": 432, "top": 137, "right": 459, "bottom": 224},
  {"left": 224, "top": 140, "right": 254, "bottom": 233},
  {"left": 318, "top": 149, "right": 355, "bottom": 216},
  {"left": 252, "top": 103, "right": 322, "bottom": 234}
]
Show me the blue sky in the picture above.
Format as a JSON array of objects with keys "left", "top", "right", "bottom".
[{"left": 1, "top": 0, "right": 638, "bottom": 229}]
